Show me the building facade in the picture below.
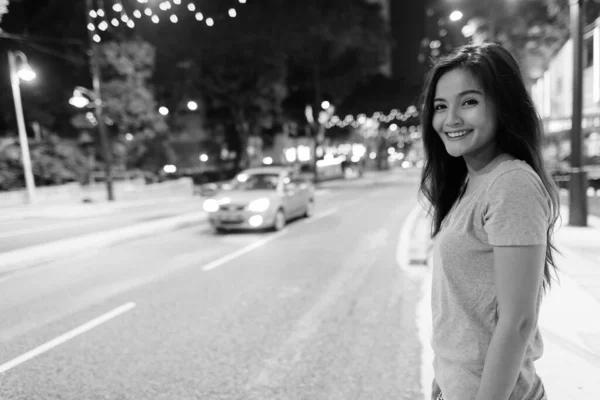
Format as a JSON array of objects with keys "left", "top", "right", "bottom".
[{"left": 531, "top": 17, "right": 600, "bottom": 170}]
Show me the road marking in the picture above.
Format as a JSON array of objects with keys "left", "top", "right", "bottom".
[
  {"left": 0, "top": 302, "right": 136, "bottom": 374},
  {"left": 203, "top": 230, "right": 288, "bottom": 271},
  {"left": 202, "top": 207, "right": 341, "bottom": 272}
]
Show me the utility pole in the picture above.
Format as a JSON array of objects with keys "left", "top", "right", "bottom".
[
  {"left": 85, "top": 0, "right": 114, "bottom": 201},
  {"left": 569, "top": 0, "right": 588, "bottom": 226}
]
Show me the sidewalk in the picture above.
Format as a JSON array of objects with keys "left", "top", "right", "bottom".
[
  {"left": 0, "top": 183, "right": 335, "bottom": 274},
  {"left": 535, "top": 208, "right": 600, "bottom": 398},
  {"left": 410, "top": 206, "right": 600, "bottom": 399},
  {"left": 0, "top": 196, "right": 209, "bottom": 275},
  {"left": 0, "top": 196, "right": 201, "bottom": 221}
]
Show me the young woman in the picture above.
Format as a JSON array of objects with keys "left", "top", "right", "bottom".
[{"left": 419, "top": 43, "right": 560, "bottom": 400}]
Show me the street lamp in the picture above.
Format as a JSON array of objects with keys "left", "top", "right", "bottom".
[
  {"left": 83, "top": 0, "right": 114, "bottom": 201},
  {"left": 69, "top": 84, "right": 114, "bottom": 201},
  {"left": 8, "top": 50, "right": 37, "bottom": 204},
  {"left": 69, "top": 87, "right": 96, "bottom": 108},
  {"left": 187, "top": 101, "right": 198, "bottom": 111},
  {"left": 449, "top": 10, "right": 463, "bottom": 22}
]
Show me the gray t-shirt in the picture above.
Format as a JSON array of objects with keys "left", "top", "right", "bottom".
[{"left": 431, "top": 156, "right": 550, "bottom": 400}]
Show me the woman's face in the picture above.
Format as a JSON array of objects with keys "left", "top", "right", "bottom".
[{"left": 432, "top": 68, "right": 498, "bottom": 170}]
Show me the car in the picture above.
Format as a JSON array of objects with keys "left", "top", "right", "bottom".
[{"left": 202, "top": 166, "right": 316, "bottom": 233}]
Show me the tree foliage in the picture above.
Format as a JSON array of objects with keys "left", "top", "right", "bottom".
[
  {"left": 0, "top": 134, "right": 88, "bottom": 190},
  {"left": 281, "top": 0, "right": 391, "bottom": 105},
  {"left": 458, "top": 0, "right": 600, "bottom": 80},
  {"left": 98, "top": 38, "right": 167, "bottom": 138},
  {"left": 153, "top": 0, "right": 390, "bottom": 169}
]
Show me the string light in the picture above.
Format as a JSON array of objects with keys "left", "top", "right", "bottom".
[
  {"left": 324, "top": 106, "right": 420, "bottom": 130},
  {"left": 87, "top": 0, "right": 249, "bottom": 43}
]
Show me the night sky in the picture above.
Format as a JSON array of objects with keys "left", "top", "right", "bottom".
[{"left": 0, "top": 0, "right": 427, "bottom": 135}]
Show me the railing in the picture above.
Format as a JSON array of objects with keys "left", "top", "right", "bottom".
[{"left": 0, "top": 178, "right": 195, "bottom": 207}]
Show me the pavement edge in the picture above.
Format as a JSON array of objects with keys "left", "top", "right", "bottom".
[{"left": 0, "top": 212, "right": 208, "bottom": 275}]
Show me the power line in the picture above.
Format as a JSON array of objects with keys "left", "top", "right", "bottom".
[
  {"left": 23, "top": 41, "right": 87, "bottom": 65},
  {"left": 0, "top": 31, "right": 84, "bottom": 45}
]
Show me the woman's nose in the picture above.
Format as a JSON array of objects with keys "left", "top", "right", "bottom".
[{"left": 445, "top": 108, "right": 462, "bottom": 126}]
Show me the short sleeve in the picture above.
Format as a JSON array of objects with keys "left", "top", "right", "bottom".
[{"left": 483, "top": 168, "right": 550, "bottom": 246}]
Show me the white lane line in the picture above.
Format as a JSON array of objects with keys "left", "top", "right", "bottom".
[
  {"left": 203, "top": 230, "right": 288, "bottom": 271},
  {"left": 203, "top": 207, "right": 341, "bottom": 272},
  {"left": 0, "top": 220, "right": 90, "bottom": 239},
  {"left": 0, "top": 302, "right": 136, "bottom": 374}
]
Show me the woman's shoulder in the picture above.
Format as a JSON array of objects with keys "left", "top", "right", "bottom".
[
  {"left": 483, "top": 159, "right": 551, "bottom": 210},
  {"left": 486, "top": 159, "right": 542, "bottom": 188}
]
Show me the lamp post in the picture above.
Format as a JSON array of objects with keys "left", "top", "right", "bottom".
[
  {"left": 569, "top": 0, "right": 588, "bottom": 226},
  {"left": 83, "top": 0, "right": 114, "bottom": 201},
  {"left": 8, "top": 50, "right": 37, "bottom": 204},
  {"left": 69, "top": 86, "right": 114, "bottom": 201}
]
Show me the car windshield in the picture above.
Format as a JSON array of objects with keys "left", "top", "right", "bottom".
[{"left": 230, "top": 173, "right": 280, "bottom": 191}]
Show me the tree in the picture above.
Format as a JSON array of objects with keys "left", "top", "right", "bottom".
[
  {"left": 0, "top": 0, "right": 9, "bottom": 23},
  {"left": 454, "top": 0, "right": 600, "bottom": 81},
  {"left": 150, "top": 0, "right": 390, "bottom": 171},
  {"left": 98, "top": 38, "right": 167, "bottom": 139},
  {"left": 0, "top": 134, "right": 88, "bottom": 190},
  {"left": 282, "top": 0, "right": 391, "bottom": 107},
  {"left": 70, "top": 37, "right": 170, "bottom": 173}
]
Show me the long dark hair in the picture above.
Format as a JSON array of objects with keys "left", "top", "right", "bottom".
[{"left": 419, "top": 43, "right": 561, "bottom": 291}]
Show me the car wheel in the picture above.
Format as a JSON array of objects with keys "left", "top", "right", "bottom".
[
  {"left": 304, "top": 199, "right": 315, "bottom": 218},
  {"left": 273, "top": 209, "right": 286, "bottom": 231}
]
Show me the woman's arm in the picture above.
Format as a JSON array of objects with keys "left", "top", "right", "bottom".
[{"left": 475, "top": 244, "right": 546, "bottom": 400}]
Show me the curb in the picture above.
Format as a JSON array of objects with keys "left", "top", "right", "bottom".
[
  {"left": 410, "top": 210, "right": 432, "bottom": 266},
  {"left": 0, "top": 212, "right": 208, "bottom": 275}
]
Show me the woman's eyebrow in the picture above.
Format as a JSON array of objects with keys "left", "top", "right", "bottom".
[{"left": 434, "top": 89, "right": 483, "bottom": 102}]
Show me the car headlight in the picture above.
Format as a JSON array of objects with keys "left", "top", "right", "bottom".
[
  {"left": 203, "top": 199, "right": 219, "bottom": 212},
  {"left": 247, "top": 198, "right": 270, "bottom": 212}
]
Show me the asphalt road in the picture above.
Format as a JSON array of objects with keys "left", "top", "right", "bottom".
[{"left": 0, "top": 173, "right": 426, "bottom": 400}]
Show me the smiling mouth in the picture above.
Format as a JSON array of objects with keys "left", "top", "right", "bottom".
[{"left": 445, "top": 129, "right": 473, "bottom": 139}]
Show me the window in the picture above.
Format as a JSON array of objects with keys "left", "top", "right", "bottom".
[{"left": 584, "top": 36, "right": 594, "bottom": 68}]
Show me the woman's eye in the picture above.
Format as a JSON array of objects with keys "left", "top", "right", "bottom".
[
  {"left": 462, "top": 99, "right": 478, "bottom": 106},
  {"left": 434, "top": 104, "right": 446, "bottom": 111}
]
